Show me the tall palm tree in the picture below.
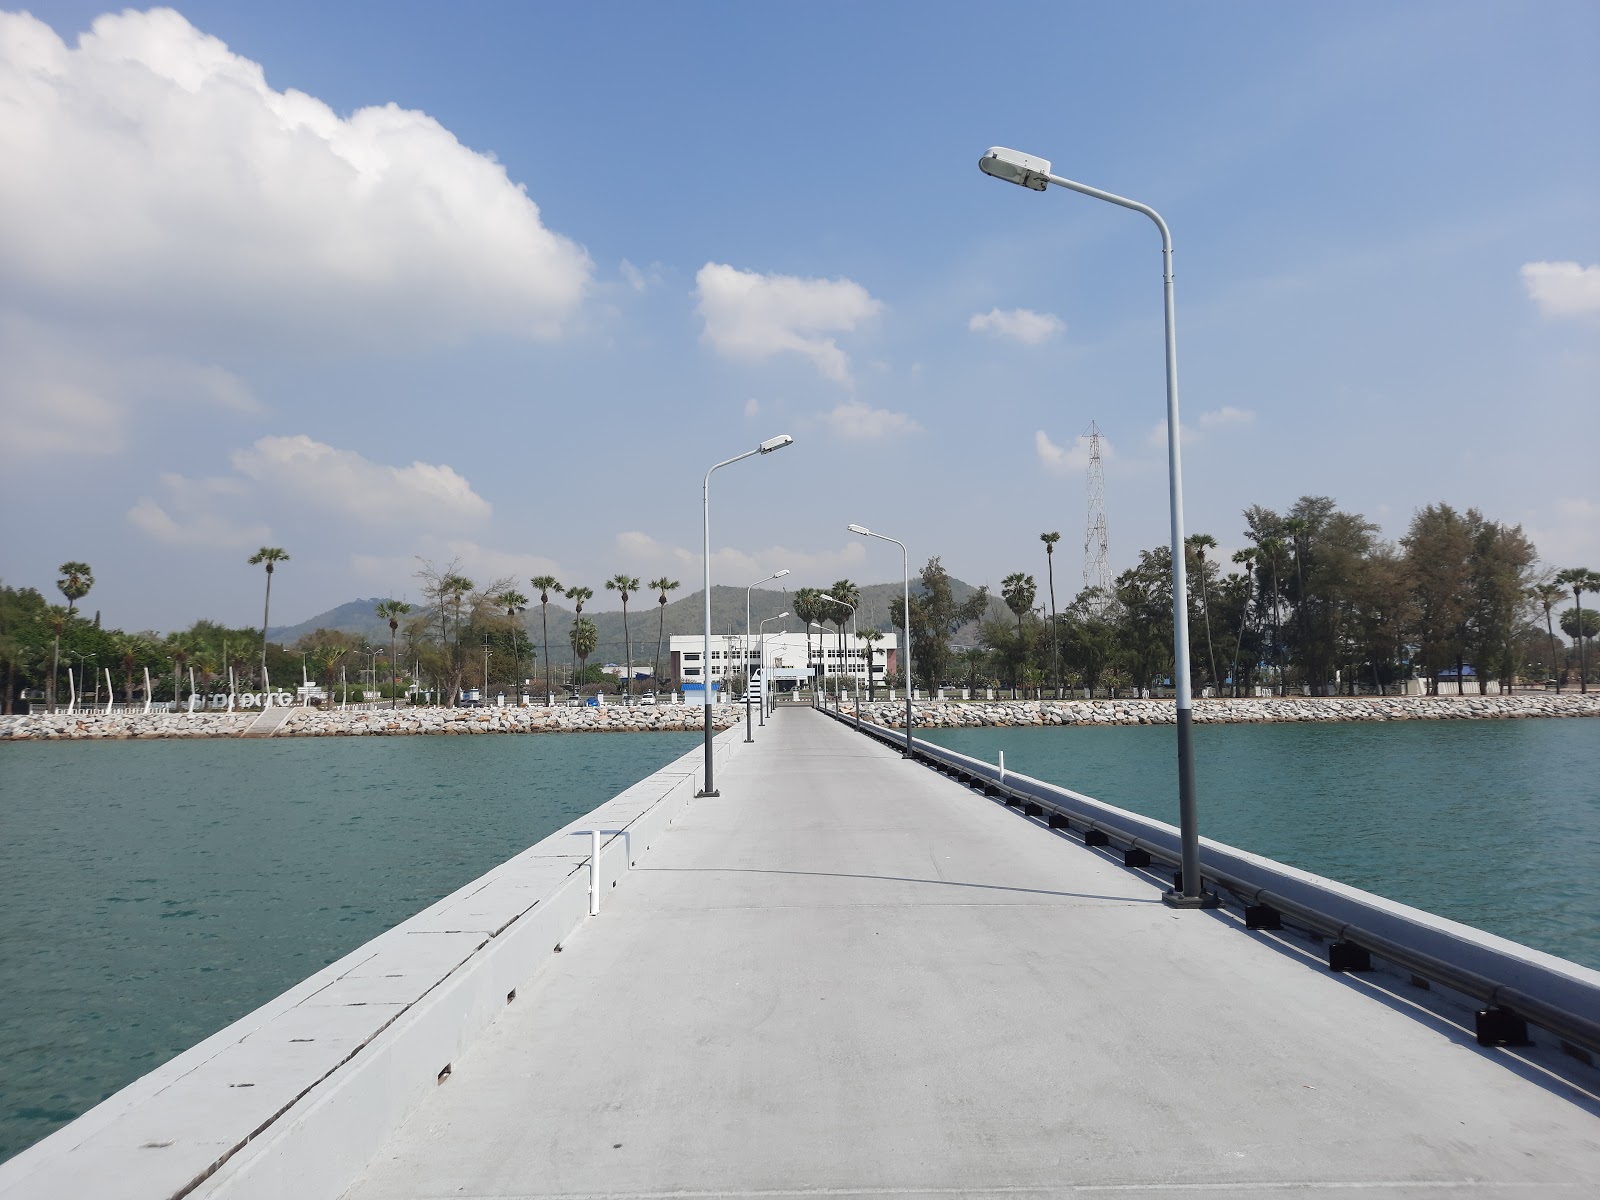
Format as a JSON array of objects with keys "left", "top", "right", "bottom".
[
  {"left": 44, "top": 605, "right": 68, "bottom": 712},
  {"left": 375, "top": 600, "right": 412, "bottom": 707},
  {"left": 499, "top": 590, "right": 530, "bottom": 688},
  {"left": 530, "top": 575, "right": 563, "bottom": 703},
  {"left": 827, "top": 579, "right": 860, "bottom": 691},
  {"left": 1282, "top": 517, "right": 1310, "bottom": 688},
  {"left": 565, "top": 585, "right": 593, "bottom": 693},
  {"left": 1186, "top": 534, "right": 1220, "bottom": 695},
  {"left": 47, "top": 561, "right": 95, "bottom": 711},
  {"left": 649, "top": 577, "right": 680, "bottom": 688},
  {"left": 859, "top": 628, "right": 885, "bottom": 700},
  {"left": 1529, "top": 582, "right": 1565, "bottom": 692},
  {"left": 115, "top": 635, "right": 143, "bottom": 705},
  {"left": 1556, "top": 567, "right": 1600, "bottom": 694},
  {"left": 1001, "top": 572, "right": 1036, "bottom": 698},
  {"left": 166, "top": 633, "right": 194, "bottom": 711},
  {"left": 1040, "top": 533, "right": 1061, "bottom": 697},
  {"left": 606, "top": 575, "right": 642, "bottom": 700},
  {"left": 247, "top": 547, "right": 289, "bottom": 687},
  {"left": 569, "top": 617, "right": 598, "bottom": 692},
  {"left": 1228, "top": 548, "right": 1258, "bottom": 698},
  {"left": 793, "top": 587, "right": 825, "bottom": 689}
]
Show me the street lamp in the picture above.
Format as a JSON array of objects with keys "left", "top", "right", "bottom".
[
  {"left": 807, "top": 621, "right": 823, "bottom": 706},
  {"left": 848, "top": 525, "right": 913, "bottom": 757},
  {"left": 978, "top": 145, "right": 1214, "bottom": 909},
  {"left": 745, "top": 569, "right": 790, "bottom": 742},
  {"left": 758, "top": 612, "right": 788, "bottom": 726},
  {"left": 820, "top": 594, "right": 860, "bottom": 725},
  {"left": 699, "top": 435, "right": 795, "bottom": 796}
]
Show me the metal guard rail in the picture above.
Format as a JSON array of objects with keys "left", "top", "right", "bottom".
[{"left": 815, "top": 702, "right": 1600, "bottom": 1060}]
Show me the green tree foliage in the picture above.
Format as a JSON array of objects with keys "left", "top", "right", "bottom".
[{"left": 888, "top": 558, "right": 989, "bottom": 694}]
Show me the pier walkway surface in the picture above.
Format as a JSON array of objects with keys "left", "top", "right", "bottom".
[{"left": 346, "top": 706, "right": 1599, "bottom": 1200}]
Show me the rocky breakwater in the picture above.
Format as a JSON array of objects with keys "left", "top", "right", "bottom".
[
  {"left": 0, "top": 704, "right": 741, "bottom": 741},
  {"left": 849, "top": 693, "right": 1600, "bottom": 729}
]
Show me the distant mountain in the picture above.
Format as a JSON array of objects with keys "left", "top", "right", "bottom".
[{"left": 269, "top": 577, "right": 1011, "bottom": 669}]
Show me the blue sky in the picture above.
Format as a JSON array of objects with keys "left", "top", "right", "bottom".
[{"left": 2, "top": 1, "right": 1596, "bottom": 631}]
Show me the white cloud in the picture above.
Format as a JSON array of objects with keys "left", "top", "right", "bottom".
[
  {"left": 350, "top": 541, "right": 563, "bottom": 590},
  {"left": 1521, "top": 262, "right": 1600, "bottom": 319},
  {"left": 0, "top": 8, "right": 591, "bottom": 350},
  {"left": 968, "top": 307, "right": 1064, "bottom": 345},
  {"left": 615, "top": 530, "right": 867, "bottom": 585},
  {"left": 821, "top": 402, "right": 921, "bottom": 440},
  {"left": 1198, "top": 405, "right": 1255, "bottom": 427},
  {"left": 127, "top": 435, "right": 490, "bottom": 547},
  {"left": 744, "top": 397, "right": 762, "bottom": 419},
  {"left": 0, "top": 313, "right": 255, "bottom": 459},
  {"left": 694, "top": 263, "right": 882, "bottom": 384},
  {"left": 618, "top": 259, "right": 661, "bottom": 293},
  {"left": 230, "top": 436, "right": 491, "bottom": 528},
  {"left": 1036, "top": 429, "right": 1113, "bottom": 474}
]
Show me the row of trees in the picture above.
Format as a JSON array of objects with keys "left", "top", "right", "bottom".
[{"left": 957, "top": 498, "right": 1596, "bottom": 698}]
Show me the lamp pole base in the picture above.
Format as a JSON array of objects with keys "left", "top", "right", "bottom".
[
  {"left": 695, "top": 789, "right": 721, "bottom": 798},
  {"left": 1162, "top": 889, "right": 1221, "bottom": 909}
]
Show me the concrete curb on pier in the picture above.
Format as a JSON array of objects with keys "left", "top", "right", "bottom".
[
  {"left": 0, "top": 704, "right": 742, "bottom": 741},
  {"left": 846, "top": 692, "right": 1600, "bottom": 729},
  {"left": 0, "top": 723, "right": 748, "bottom": 1200}
]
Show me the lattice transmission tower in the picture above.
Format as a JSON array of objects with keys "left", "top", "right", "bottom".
[{"left": 1082, "top": 421, "right": 1112, "bottom": 600}]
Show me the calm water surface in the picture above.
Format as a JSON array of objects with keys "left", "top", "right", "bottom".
[
  {"left": 924, "top": 718, "right": 1600, "bottom": 971},
  {"left": 0, "top": 731, "right": 696, "bottom": 1162}
]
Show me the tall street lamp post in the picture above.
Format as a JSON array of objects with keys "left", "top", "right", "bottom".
[
  {"left": 978, "top": 145, "right": 1215, "bottom": 909},
  {"left": 745, "top": 569, "right": 790, "bottom": 742},
  {"left": 758, "top": 612, "right": 788, "bottom": 726},
  {"left": 821, "top": 593, "right": 859, "bottom": 725},
  {"left": 807, "top": 621, "right": 823, "bottom": 707},
  {"left": 699, "top": 435, "right": 795, "bottom": 796},
  {"left": 848, "top": 525, "right": 912, "bottom": 757}
]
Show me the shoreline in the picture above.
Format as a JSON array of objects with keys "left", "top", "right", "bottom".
[
  {"left": 0, "top": 704, "right": 741, "bottom": 741},
  {"left": 3, "top": 693, "right": 1598, "bottom": 741},
  {"left": 846, "top": 693, "right": 1600, "bottom": 729}
]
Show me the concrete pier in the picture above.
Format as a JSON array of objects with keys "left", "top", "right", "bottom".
[{"left": 343, "top": 706, "right": 1600, "bottom": 1199}]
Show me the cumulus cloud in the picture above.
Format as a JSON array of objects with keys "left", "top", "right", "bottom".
[
  {"left": 230, "top": 436, "right": 491, "bottom": 527},
  {"left": 0, "top": 313, "right": 255, "bottom": 459},
  {"left": 0, "top": 8, "right": 591, "bottom": 349},
  {"left": 1198, "top": 405, "right": 1255, "bottom": 427},
  {"left": 616, "top": 530, "right": 867, "bottom": 584},
  {"left": 969, "top": 307, "right": 1064, "bottom": 345},
  {"left": 1036, "top": 429, "right": 1112, "bottom": 474},
  {"left": 126, "top": 435, "right": 490, "bottom": 545},
  {"left": 822, "top": 402, "right": 921, "bottom": 440},
  {"left": 694, "top": 263, "right": 882, "bottom": 384},
  {"left": 1521, "top": 262, "right": 1600, "bottom": 319}
]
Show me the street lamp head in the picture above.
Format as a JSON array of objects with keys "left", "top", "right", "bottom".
[
  {"left": 772, "top": 569, "right": 791, "bottom": 580},
  {"left": 847, "top": 524, "right": 871, "bottom": 536},
  {"left": 978, "top": 146, "right": 1051, "bottom": 191},
  {"left": 758, "top": 434, "right": 794, "bottom": 454},
  {"left": 778, "top": 611, "right": 789, "bottom": 619}
]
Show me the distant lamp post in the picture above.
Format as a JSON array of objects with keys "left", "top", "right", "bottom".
[
  {"left": 745, "top": 569, "right": 790, "bottom": 742},
  {"left": 978, "top": 145, "right": 1214, "bottom": 910},
  {"left": 808, "top": 621, "right": 824, "bottom": 706},
  {"left": 758, "top": 612, "right": 788, "bottom": 726},
  {"left": 699, "top": 435, "right": 795, "bottom": 796},
  {"left": 848, "top": 525, "right": 912, "bottom": 756}
]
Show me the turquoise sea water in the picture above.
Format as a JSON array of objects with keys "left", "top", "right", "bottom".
[
  {"left": 923, "top": 718, "right": 1600, "bottom": 971},
  {"left": 0, "top": 731, "right": 697, "bottom": 1162}
]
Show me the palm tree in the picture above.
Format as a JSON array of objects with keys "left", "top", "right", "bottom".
[
  {"left": 1228, "top": 548, "right": 1258, "bottom": 698},
  {"left": 859, "top": 628, "right": 885, "bottom": 700},
  {"left": 649, "top": 577, "right": 680, "bottom": 688},
  {"left": 530, "top": 575, "right": 563, "bottom": 703},
  {"left": 1528, "top": 581, "right": 1564, "bottom": 691},
  {"left": 569, "top": 617, "right": 598, "bottom": 691},
  {"left": 1040, "top": 533, "right": 1061, "bottom": 697},
  {"left": 248, "top": 547, "right": 289, "bottom": 687},
  {"left": 1555, "top": 567, "right": 1600, "bottom": 694},
  {"left": 1186, "top": 534, "right": 1220, "bottom": 695},
  {"left": 499, "top": 590, "right": 530, "bottom": 688},
  {"left": 115, "top": 635, "right": 144, "bottom": 705},
  {"left": 44, "top": 605, "right": 68, "bottom": 712},
  {"left": 1001, "top": 573, "right": 1036, "bottom": 698},
  {"left": 375, "top": 600, "right": 412, "bottom": 707},
  {"left": 793, "top": 588, "right": 825, "bottom": 689},
  {"left": 827, "top": 579, "right": 861, "bottom": 691},
  {"left": 57, "top": 561, "right": 94, "bottom": 617},
  {"left": 565, "top": 585, "right": 593, "bottom": 694},
  {"left": 167, "top": 633, "right": 194, "bottom": 711},
  {"left": 606, "top": 575, "right": 642, "bottom": 700}
]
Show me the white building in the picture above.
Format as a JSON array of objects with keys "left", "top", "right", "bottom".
[{"left": 669, "top": 629, "right": 897, "bottom": 693}]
